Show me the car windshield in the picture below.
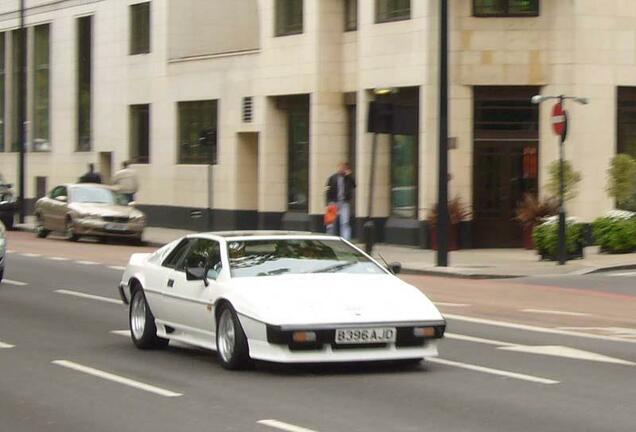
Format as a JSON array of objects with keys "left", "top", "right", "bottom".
[
  {"left": 70, "top": 187, "right": 127, "bottom": 205},
  {"left": 227, "top": 239, "right": 386, "bottom": 278}
]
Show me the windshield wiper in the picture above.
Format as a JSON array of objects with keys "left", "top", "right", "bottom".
[
  {"left": 309, "top": 261, "right": 357, "bottom": 274},
  {"left": 256, "top": 268, "right": 291, "bottom": 276}
]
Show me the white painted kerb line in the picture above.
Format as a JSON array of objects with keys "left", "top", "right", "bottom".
[
  {"left": 55, "top": 289, "right": 123, "bottom": 305},
  {"left": 109, "top": 266, "right": 126, "bottom": 271},
  {"left": 3, "top": 279, "right": 28, "bottom": 286},
  {"left": 258, "top": 419, "right": 318, "bottom": 432},
  {"left": 428, "top": 358, "right": 559, "bottom": 385},
  {"left": 52, "top": 360, "right": 182, "bottom": 397}
]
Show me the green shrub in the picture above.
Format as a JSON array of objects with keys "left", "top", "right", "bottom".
[
  {"left": 592, "top": 217, "right": 636, "bottom": 254},
  {"left": 607, "top": 154, "right": 636, "bottom": 210},
  {"left": 533, "top": 221, "right": 585, "bottom": 260}
]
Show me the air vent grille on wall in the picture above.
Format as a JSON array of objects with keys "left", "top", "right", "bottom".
[{"left": 242, "top": 96, "right": 253, "bottom": 123}]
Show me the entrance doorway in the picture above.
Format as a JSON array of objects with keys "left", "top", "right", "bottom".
[
  {"left": 472, "top": 87, "right": 539, "bottom": 248},
  {"left": 99, "top": 152, "right": 113, "bottom": 184}
]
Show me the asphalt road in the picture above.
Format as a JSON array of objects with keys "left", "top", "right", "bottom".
[{"left": 1, "top": 237, "right": 635, "bottom": 432}]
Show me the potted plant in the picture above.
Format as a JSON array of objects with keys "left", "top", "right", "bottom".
[
  {"left": 515, "top": 194, "right": 559, "bottom": 249},
  {"left": 533, "top": 217, "right": 586, "bottom": 260},
  {"left": 428, "top": 197, "right": 472, "bottom": 251}
]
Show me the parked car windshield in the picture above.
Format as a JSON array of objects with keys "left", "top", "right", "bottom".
[
  {"left": 227, "top": 239, "right": 386, "bottom": 277},
  {"left": 70, "top": 187, "right": 127, "bottom": 205}
]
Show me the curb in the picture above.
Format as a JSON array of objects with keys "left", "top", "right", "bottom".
[
  {"left": 579, "top": 263, "right": 636, "bottom": 275},
  {"left": 400, "top": 268, "right": 522, "bottom": 280}
]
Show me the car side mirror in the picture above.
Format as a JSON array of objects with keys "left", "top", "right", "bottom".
[
  {"left": 55, "top": 195, "right": 67, "bottom": 203},
  {"left": 388, "top": 262, "right": 402, "bottom": 275},
  {"left": 185, "top": 259, "right": 209, "bottom": 287}
]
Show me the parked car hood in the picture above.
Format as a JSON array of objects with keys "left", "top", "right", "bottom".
[
  {"left": 224, "top": 273, "right": 444, "bottom": 326},
  {"left": 69, "top": 202, "right": 144, "bottom": 218}
]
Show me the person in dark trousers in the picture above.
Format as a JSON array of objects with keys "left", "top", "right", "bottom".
[
  {"left": 325, "top": 162, "right": 356, "bottom": 240},
  {"left": 78, "top": 163, "right": 102, "bottom": 184}
]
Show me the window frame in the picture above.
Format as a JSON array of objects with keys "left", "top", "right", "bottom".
[
  {"left": 275, "top": 0, "right": 304, "bottom": 37},
  {"left": 473, "top": 0, "right": 540, "bottom": 18},
  {"left": 375, "top": 0, "right": 411, "bottom": 24},
  {"left": 129, "top": 1, "right": 151, "bottom": 55},
  {"left": 76, "top": 15, "right": 93, "bottom": 152},
  {"left": 162, "top": 238, "right": 195, "bottom": 270},
  {"left": 50, "top": 185, "right": 67, "bottom": 199}
]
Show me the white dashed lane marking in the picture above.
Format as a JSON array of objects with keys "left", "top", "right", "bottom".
[
  {"left": 76, "top": 261, "right": 98, "bottom": 265},
  {"left": 108, "top": 266, "right": 126, "bottom": 271},
  {"left": 0, "top": 340, "right": 15, "bottom": 349},
  {"left": 52, "top": 360, "right": 183, "bottom": 397},
  {"left": 521, "top": 308, "right": 591, "bottom": 317},
  {"left": 2, "top": 279, "right": 28, "bottom": 286},
  {"left": 20, "top": 253, "right": 42, "bottom": 258},
  {"left": 258, "top": 419, "right": 319, "bottom": 432},
  {"left": 110, "top": 330, "right": 131, "bottom": 337},
  {"left": 48, "top": 257, "right": 70, "bottom": 261},
  {"left": 55, "top": 290, "right": 123, "bottom": 305},
  {"left": 435, "top": 302, "right": 471, "bottom": 307},
  {"left": 427, "top": 358, "right": 560, "bottom": 385}
]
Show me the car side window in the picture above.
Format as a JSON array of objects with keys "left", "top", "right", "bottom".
[
  {"left": 162, "top": 239, "right": 194, "bottom": 269},
  {"left": 181, "top": 238, "right": 222, "bottom": 280},
  {"left": 50, "top": 186, "right": 66, "bottom": 199}
]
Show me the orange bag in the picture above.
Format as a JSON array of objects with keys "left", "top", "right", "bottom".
[{"left": 324, "top": 204, "right": 338, "bottom": 226}]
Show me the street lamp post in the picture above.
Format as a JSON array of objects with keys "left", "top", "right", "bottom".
[
  {"left": 437, "top": 0, "right": 450, "bottom": 266},
  {"left": 531, "top": 94, "right": 589, "bottom": 265},
  {"left": 17, "top": 0, "right": 27, "bottom": 223}
]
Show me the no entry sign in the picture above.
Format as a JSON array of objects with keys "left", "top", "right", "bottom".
[{"left": 551, "top": 102, "right": 568, "bottom": 140}]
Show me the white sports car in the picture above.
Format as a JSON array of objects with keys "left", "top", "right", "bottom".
[{"left": 118, "top": 232, "right": 446, "bottom": 369}]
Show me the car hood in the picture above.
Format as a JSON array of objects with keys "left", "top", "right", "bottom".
[
  {"left": 69, "top": 202, "right": 144, "bottom": 218},
  {"left": 224, "top": 273, "right": 444, "bottom": 326}
]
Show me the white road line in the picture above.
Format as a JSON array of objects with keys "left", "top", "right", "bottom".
[
  {"left": 607, "top": 272, "right": 636, "bottom": 277},
  {"left": 6, "top": 249, "right": 15, "bottom": 253},
  {"left": 444, "top": 313, "right": 636, "bottom": 344},
  {"left": 55, "top": 289, "right": 123, "bottom": 305},
  {"left": 108, "top": 266, "right": 126, "bottom": 271},
  {"left": 257, "top": 419, "right": 318, "bottom": 432},
  {"left": 445, "top": 332, "right": 514, "bottom": 347},
  {"left": 435, "top": 302, "right": 471, "bottom": 307},
  {"left": 3, "top": 279, "right": 28, "bottom": 286},
  {"left": 110, "top": 330, "right": 131, "bottom": 337},
  {"left": 521, "top": 308, "right": 591, "bottom": 317},
  {"left": 76, "top": 260, "right": 97, "bottom": 265},
  {"left": 48, "top": 256, "right": 70, "bottom": 261},
  {"left": 427, "top": 358, "right": 560, "bottom": 385},
  {"left": 20, "top": 253, "right": 42, "bottom": 258},
  {"left": 52, "top": 360, "right": 182, "bottom": 397},
  {"left": 0, "top": 340, "right": 15, "bottom": 349}
]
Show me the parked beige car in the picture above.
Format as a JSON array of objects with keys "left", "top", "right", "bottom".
[{"left": 34, "top": 183, "right": 146, "bottom": 243}]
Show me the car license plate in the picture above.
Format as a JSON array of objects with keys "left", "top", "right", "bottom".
[
  {"left": 335, "top": 327, "right": 396, "bottom": 344},
  {"left": 105, "top": 223, "right": 128, "bottom": 231}
]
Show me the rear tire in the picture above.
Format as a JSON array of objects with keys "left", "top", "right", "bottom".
[
  {"left": 216, "top": 304, "right": 251, "bottom": 370},
  {"left": 129, "top": 288, "right": 169, "bottom": 350},
  {"left": 35, "top": 214, "right": 50, "bottom": 238},
  {"left": 64, "top": 218, "right": 79, "bottom": 242}
]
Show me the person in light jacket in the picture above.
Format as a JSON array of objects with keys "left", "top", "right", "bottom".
[
  {"left": 113, "top": 161, "right": 139, "bottom": 202},
  {"left": 325, "top": 162, "right": 356, "bottom": 240}
]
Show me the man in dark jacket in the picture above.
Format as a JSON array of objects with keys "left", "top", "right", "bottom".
[
  {"left": 78, "top": 163, "right": 102, "bottom": 184},
  {"left": 325, "top": 162, "right": 356, "bottom": 239}
]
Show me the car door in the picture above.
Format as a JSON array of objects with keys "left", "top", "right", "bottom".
[
  {"left": 46, "top": 186, "right": 68, "bottom": 231},
  {"left": 163, "top": 238, "right": 223, "bottom": 336}
]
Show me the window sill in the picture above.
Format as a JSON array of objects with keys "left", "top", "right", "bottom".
[
  {"left": 274, "top": 30, "right": 304, "bottom": 37},
  {"left": 375, "top": 15, "right": 411, "bottom": 24},
  {"left": 473, "top": 13, "right": 539, "bottom": 18},
  {"left": 129, "top": 51, "right": 151, "bottom": 56}
]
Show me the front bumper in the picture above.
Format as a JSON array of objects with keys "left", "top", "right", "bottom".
[{"left": 74, "top": 218, "right": 144, "bottom": 238}]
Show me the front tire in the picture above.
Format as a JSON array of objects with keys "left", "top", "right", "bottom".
[
  {"left": 216, "top": 304, "right": 250, "bottom": 370},
  {"left": 129, "top": 288, "right": 168, "bottom": 350},
  {"left": 35, "top": 214, "right": 50, "bottom": 238}
]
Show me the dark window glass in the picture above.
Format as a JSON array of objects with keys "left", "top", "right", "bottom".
[
  {"left": 376, "top": 0, "right": 411, "bottom": 23},
  {"left": 346, "top": 103, "right": 357, "bottom": 176},
  {"left": 0, "top": 33, "right": 5, "bottom": 152},
  {"left": 275, "top": 0, "right": 303, "bottom": 36},
  {"left": 11, "top": 29, "right": 23, "bottom": 152},
  {"left": 130, "top": 2, "right": 151, "bottom": 55},
  {"left": 130, "top": 104, "right": 150, "bottom": 163},
  {"left": 345, "top": 0, "right": 358, "bottom": 31},
  {"left": 391, "top": 135, "right": 417, "bottom": 218},
  {"left": 287, "top": 105, "right": 310, "bottom": 212},
  {"left": 50, "top": 185, "right": 67, "bottom": 199},
  {"left": 181, "top": 238, "right": 222, "bottom": 278},
  {"left": 33, "top": 24, "right": 50, "bottom": 152},
  {"left": 77, "top": 16, "right": 92, "bottom": 152},
  {"left": 178, "top": 100, "right": 218, "bottom": 164},
  {"left": 162, "top": 238, "right": 194, "bottom": 269},
  {"left": 473, "top": 0, "right": 539, "bottom": 17},
  {"left": 618, "top": 88, "right": 636, "bottom": 157}
]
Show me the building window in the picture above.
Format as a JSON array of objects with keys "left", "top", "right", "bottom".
[
  {"left": 275, "top": 0, "right": 303, "bottom": 36},
  {"left": 391, "top": 135, "right": 417, "bottom": 218},
  {"left": 618, "top": 88, "right": 636, "bottom": 157},
  {"left": 473, "top": 0, "right": 539, "bottom": 17},
  {"left": 130, "top": 104, "right": 150, "bottom": 164},
  {"left": 0, "top": 33, "right": 5, "bottom": 152},
  {"left": 287, "top": 106, "right": 309, "bottom": 212},
  {"left": 130, "top": 2, "right": 151, "bottom": 55},
  {"left": 33, "top": 24, "right": 50, "bottom": 152},
  {"left": 178, "top": 100, "right": 218, "bottom": 164},
  {"left": 11, "top": 30, "right": 23, "bottom": 152},
  {"left": 345, "top": 0, "right": 358, "bottom": 31},
  {"left": 77, "top": 16, "right": 92, "bottom": 152},
  {"left": 376, "top": 0, "right": 411, "bottom": 23}
]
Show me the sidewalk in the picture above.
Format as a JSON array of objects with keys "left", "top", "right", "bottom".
[{"left": 16, "top": 220, "right": 636, "bottom": 279}]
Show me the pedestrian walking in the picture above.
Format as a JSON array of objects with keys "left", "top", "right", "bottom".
[
  {"left": 325, "top": 162, "right": 356, "bottom": 240},
  {"left": 113, "top": 161, "right": 139, "bottom": 203},
  {"left": 78, "top": 163, "right": 102, "bottom": 184}
]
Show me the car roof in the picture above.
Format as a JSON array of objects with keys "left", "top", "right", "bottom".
[
  {"left": 67, "top": 183, "right": 114, "bottom": 189},
  {"left": 185, "top": 231, "right": 339, "bottom": 242}
]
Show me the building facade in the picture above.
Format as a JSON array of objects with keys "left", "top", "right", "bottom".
[{"left": 0, "top": 0, "right": 634, "bottom": 248}]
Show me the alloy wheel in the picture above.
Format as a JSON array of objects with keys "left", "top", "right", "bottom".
[
  {"left": 131, "top": 292, "right": 147, "bottom": 341},
  {"left": 217, "top": 309, "right": 236, "bottom": 363}
]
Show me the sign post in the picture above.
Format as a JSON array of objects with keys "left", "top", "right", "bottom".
[{"left": 552, "top": 99, "right": 568, "bottom": 265}]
